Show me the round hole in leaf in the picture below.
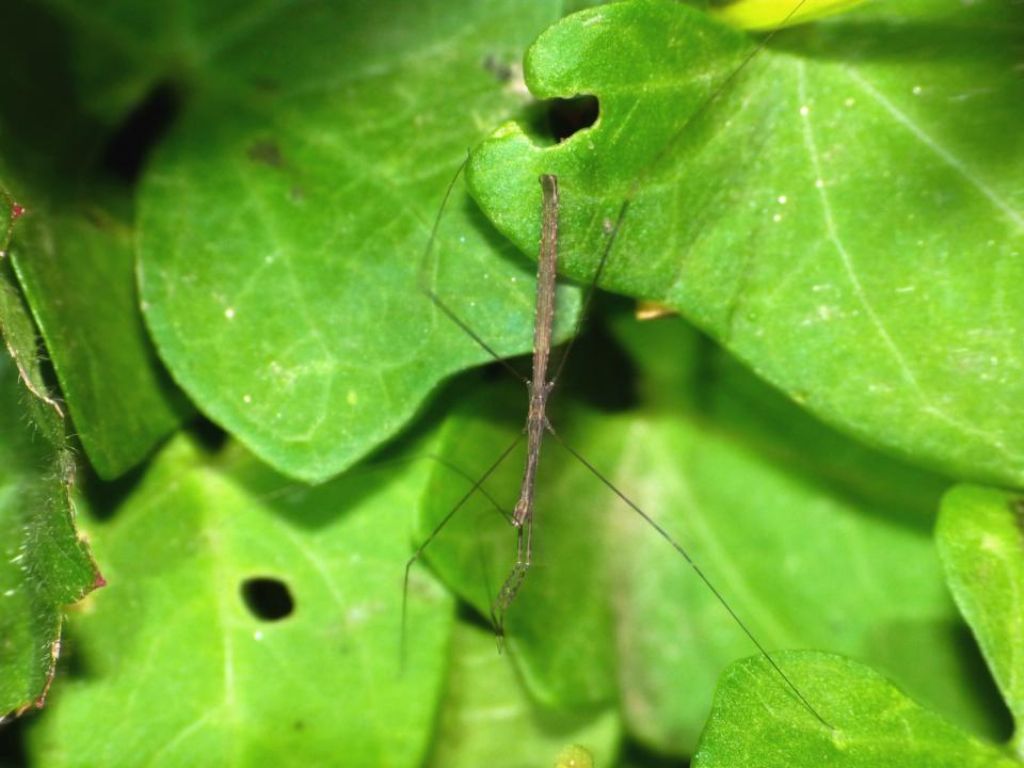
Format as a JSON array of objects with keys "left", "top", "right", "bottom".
[
  {"left": 546, "top": 94, "right": 599, "bottom": 143},
  {"left": 240, "top": 576, "right": 294, "bottom": 621}
]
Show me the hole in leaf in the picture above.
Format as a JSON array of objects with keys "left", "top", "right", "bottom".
[
  {"left": 545, "top": 94, "right": 599, "bottom": 143},
  {"left": 555, "top": 296, "right": 638, "bottom": 413},
  {"left": 241, "top": 577, "right": 294, "bottom": 621},
  {"left": 100, "top": 81, "right": 181, "bottom": 183}
]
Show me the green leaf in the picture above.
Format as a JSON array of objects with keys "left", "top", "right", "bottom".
[
  {"left": 467, "top": 0, "right": 1024, "bottom": 487},
  {"left": 9, "top": 198, "right": 191, "bottom": 478},
  {"left": 937, "top": 485, "right": 1024, "bottom": 750},
  {"left": 136, "top": 0, "right": 580, "bottom": 483},
  {"left": 0, "top": 268, "right": 100, "bottom": 716},
  {"left": 30, "top": 436, "right": 454, "bottom": 766},
  {"left": 418, "top": 315, "right": 989, "bottom": 756},
  {"left": 426, "top": 619, "right": 619, "bottom": 768},
  {"left": 0, "top": 241, "right": 62, "bottom": 447},
  {"left": 1, "top": 0, "right": 190, "bottom": 478},
  {"left": 691, "top": 652, "right": 1017, "bottom": 768}
]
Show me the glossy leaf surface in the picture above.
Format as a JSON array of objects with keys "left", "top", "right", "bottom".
[
  {"left": 136, "top": 0, "right": 580, "bottom": 482},
  {"left": 692, "top": 652, "right": 1017, "bottom": 768},
  {"left": 31, "top": 437, "right": 453, "bottom": 766},
  {"left": 1, "top": 0, "right": 188, "bottom": 478},
  {"left": 938, "top": 484, "right": 1024, "bottom": 751},
  {"left": 418, "top": 315, "right": 991, "bottom": 755},
  {"left": 0, "top": 231, "right": 99, "bottom": 715},
  {"left": 469, "top": 0, "right": 1024, "bottom": 487}
]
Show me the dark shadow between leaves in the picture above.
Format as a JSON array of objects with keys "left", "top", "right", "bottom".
[
  {"left": 59, "top": 630, "right": 93, "bottom": 683},
  {"left": 0, "top": 0, "right": 99, "bottom": 191},
  {"left": 99, "top": 81, "right": 182, "bottom": 184},
  {"left": 0, "top": 707, "right": 31, "bottom": 767},
  {"left": 617, "top": 737, "right": 688, "bottom": 768},
  {"left": 188, "top": 414, "right": 230, "bottom": 454},
  {"left": 78, "top": 459, "right": 148, "bottom": 523},
  {"left": 553, "top": 297, "right": 639, "bottom": 415}
]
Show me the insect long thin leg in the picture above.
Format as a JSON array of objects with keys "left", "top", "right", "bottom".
[
  {"left": 544, "top": 420, "right": 833, "bottom": 732},
  {"left": 549, "top": 201, "right": 628, "bottom": 388},
  {"left": 549, "top": 0, "right": 812, "bottom": 390},
  {"left": 425, "top": 453, "right": 516, "bottom": 527},
  {"left": 419, "top": 157, "right": 528, "bottom": 386},
  {"left": 401, "top": 433, "right": 523, "bottom": 671},
  {"left": 255, "top": 453, "right": 515, "bottom": 528},
  {"left": 491, "top": 509, "right": 533, "bottom": 646}
]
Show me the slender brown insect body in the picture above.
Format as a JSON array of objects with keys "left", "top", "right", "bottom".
[
  {"left": 408, "top": 0, "right": 834, "bottom": 733},
  {"left": 496, "top": 174, "right": 560, "bottom": 619}
]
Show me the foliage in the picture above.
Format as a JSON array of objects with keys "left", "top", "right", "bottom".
[
  {"left": 688, "top": 487, "right": 1024, "bottom": 765},
  {"left": 0, "top": 191, "right": 100, "bottom": 717},
  {"left": 0, "top": 0, "right": 1019, "bottom": 765}
]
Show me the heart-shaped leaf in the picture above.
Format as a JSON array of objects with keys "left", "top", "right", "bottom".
[
  {"left": 1, "top": 0, "right": 189, "bottom": 478},
  {"left": 31, "top": 436, "right": 453, "bottom": 765},
  {"left": 468, "top": 0, "right": 1024, "bottom": 487},
  {"left": 136, "top": 0, "right": 581, "bottom": 483}
]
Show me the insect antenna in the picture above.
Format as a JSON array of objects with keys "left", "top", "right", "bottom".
[
  {"left": 545, "top": 421, "right": 833, "bottom": 731},
  {"left": 548, "top": 0, "right": 813, "bottom": 390},
  {"left": 409, "top": 0, "right": 835, "bottom": 732},
  {"left": 400, "top": 433, "right": 522, "bottom": 672},
  {"left": 536, "top": 0, "right": 833, "bottom": 731},
  {"left": 418, "top": 156, "right": 528, "bottom": 387}
]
